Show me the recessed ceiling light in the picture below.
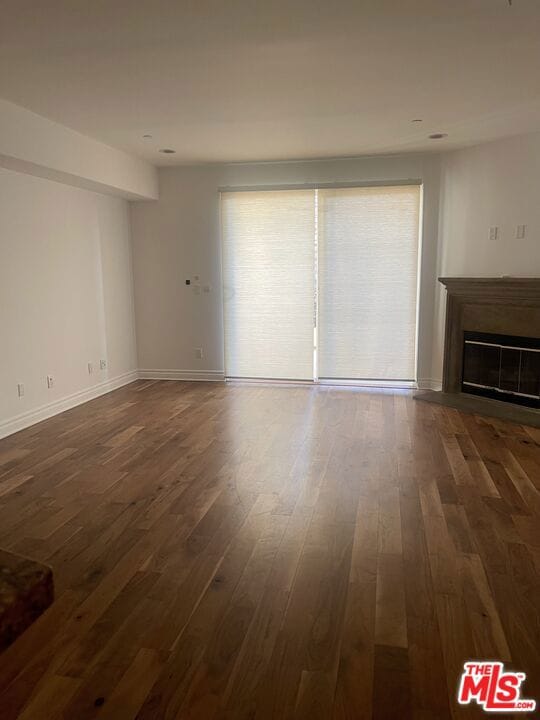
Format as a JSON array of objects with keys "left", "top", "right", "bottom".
[
  {"left": 429, "top": 133, "right": 448, "bottom": 140},
  {"left": 159, "top": 148, "right": 176, "bottom": 154},
  {"left": 142, "top": 134, "right": 152, "bottom": 139}
]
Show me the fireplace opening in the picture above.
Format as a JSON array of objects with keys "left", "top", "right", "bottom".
[{"left": 462, "top": 331, "right": 540, "bottom": 408}]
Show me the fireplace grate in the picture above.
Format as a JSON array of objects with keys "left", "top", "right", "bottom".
[{"left": 462, "top": 331, "right": 540, "bottom": 408}]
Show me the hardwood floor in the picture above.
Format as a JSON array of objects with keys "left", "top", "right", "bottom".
[{"left": 0, "top": 380, "right": 539, "bottom": 719}]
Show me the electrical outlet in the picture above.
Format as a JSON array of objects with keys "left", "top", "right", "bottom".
[
  {"left": 489, "top": 226, "right": 499, "bottom": 241},
  {"left": 516, "top": 224, "right": 526, "bottom": 239},
  {"left": 100, "top": 359, "right": 107, "bottom": 370},
  {"left": 203, "top": 284, "right": 211, "bottom": 293},
  {"left": 195, "top": 347, "right": 203, "bottom": 360},
  {"left": 17, "top": 383, "right": 24, "bottom": 398},
  {"left": 46, "top": 375, "right": 54, "bottom": 389},
  {"left": 88, "top": 362, "right": 93, "bottom": 375}
]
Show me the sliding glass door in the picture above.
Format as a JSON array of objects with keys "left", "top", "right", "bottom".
[
  {"left": 221, "top": 190, "right": 316, "bottom": 380},
  {"left": 317, "top": 186, "right": 420, "bottom": 381},
  {"left": 221, "top": 184, "right": 420, "bottom": 383}
]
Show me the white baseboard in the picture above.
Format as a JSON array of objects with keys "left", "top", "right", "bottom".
[
  {"left": 0, "top": 370, "right": 139, "bottom": 440},
  {"left": 417, "top": 378, "right": 443, "bottom": 391},
  {"left": 138, "top": 369, "right": 225, "bottom": 382}
]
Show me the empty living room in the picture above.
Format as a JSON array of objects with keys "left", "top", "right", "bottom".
[{"left": 1, "top": 1, "right": 540, "bottom": 718}]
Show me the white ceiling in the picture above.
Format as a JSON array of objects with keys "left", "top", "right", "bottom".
[{"left": 1, "top": 0, "right": 540, "bottom": 165}]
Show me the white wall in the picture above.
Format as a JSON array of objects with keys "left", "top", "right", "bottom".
[
  {"left": 130, "top": 154, "right": 441, "bottom": 383},
  {"left": 0, "top": 99, "right": 158, "bottom": 201},
  {"left": 0, "top": 167, "right": 138, "bottom": 437},
  {"left": 432, "top": 132, "right": 540, "bottom": 382}
]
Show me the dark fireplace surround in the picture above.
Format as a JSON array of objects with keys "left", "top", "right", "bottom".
[{"left": 440, "top": 277, "right": 540, "bottom": 411}]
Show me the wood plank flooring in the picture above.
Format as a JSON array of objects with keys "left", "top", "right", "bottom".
[{"left": 0, "top": 380, "right": 539, "bottom": 719}]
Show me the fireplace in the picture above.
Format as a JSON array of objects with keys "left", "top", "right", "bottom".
[
  {"left": 415, "top": 278, "right": 540, "bottom": 425},
  {"left": 439, "top": 277, "right": 540, "bottom": 400},
  {"left": 462, "top": 331, "right": 540, "bottom": 408}
]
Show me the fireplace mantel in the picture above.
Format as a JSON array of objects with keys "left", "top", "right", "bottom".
[
  {"left": 439, "top": 277, "right": 540, "bottom": 299},
  {"left": 440, "top": 276, "right": 540, "bottom": 395}
]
